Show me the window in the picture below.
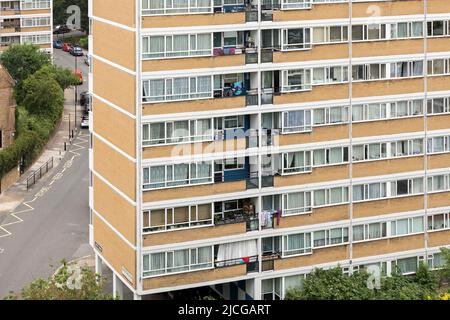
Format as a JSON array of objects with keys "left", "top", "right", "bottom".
[
  {"left": 352, "top": 64, "right": 386, "bottom": 81},
  {"left": 143, "top": 75, "right": 212, "bottom": 102},
  {"left": 142, "top": 246, "right": 213, "bottom": 277},
  {"left": 428, "top": 59, "right": 450, "bottom": 76},
  {"left": 283, "top": 192, "right": 312, "bottom": 215},
  {"left": 427, "top": 136, "right": 450, "bottom": 154},
  {"left": 353, "top": 182, "right": 387, "bottom": 201},
  {"left": 313, "top": 147, "right": 348, "bottom": 166},
  {"left": 353, "top": 222, "right": 387, "bottom": 241},
  {"left": 394, "top": 257, "right": 418, "bottom": 274},
  {"left": 428, "top": 174, "right": 449, "bottom": 192},
  {"left": 427, "top": 97, "right": 450, "bottom": 115},
  {"left": 390, "top": 178, "right": 423, "bottom": 196},
  {"left": 283, "top": 233, "right": 312, "bottom": 256},
  {"left": 143, "top": 161, "right": 212, "bottom": 189},
  {"left": 391, "top": 21, "right": 423, "bottom": 39},
  {"left": 262, "top": 278, "right": 282, "bottom": 300},
  {"left": 283, "top": 151, "right": 312, "bottom": 174},
  {"left": 427, "top": 20, "right": 449, "bottom": 37},
  {"left": 313, "top": 228, "right": 348, "bottom": 247},
  {"left": 142, "top": 0, "right": 212, "bottom": 15},
  {"left": 391, "top": 217, "right": 424, "bottom": 236},
  {"left": 390, "top": 60, "right": 423, "bottom": 78},
  {"left": 282, "top": 69, "right": 311, "bottom": 92},
  {"left": 313, "top": 106, "right": 348, "bottom": 125},
  {"left": 282, "top": 110, "right": 312, "bottom": 133},
  {"left": 282, "top": 28, "right": 311, "bottom": 50},
  {"left": 143, "top": 203, "right": 213, "bottom": 232},
  {"left": 428, "top": 213, "right": 450, "bottom": 231},
  {"left": 352, "top": 24, "right": 386, "bottom": 41},
  {"left": 390, "top": 139, "right": 424, "bottom": 157},
  {"left": 312, "top": 26, "right": 348, "bottom": 44},
  {"left": 352, "top": 143, "right": 387, "bottom": 161},
  {"left": 142, "top": 33, "right": 211, "bottom": 59},
  {"left": 312, "top": 66, "right": 348, "bottom": 84},
  {"left": 313, "top": 187, "right": 349, "bottom": 207},
  {"left": 143, "top": 119, "right": 212, "bottom": 145}
]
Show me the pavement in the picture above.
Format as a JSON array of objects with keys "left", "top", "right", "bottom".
[{"left": 0, "top": 48, "right": 91, "bottom": 297}]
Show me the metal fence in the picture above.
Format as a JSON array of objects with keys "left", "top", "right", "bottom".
[{"left": 26, "top": 157, "right": 54, "bottom": 190}]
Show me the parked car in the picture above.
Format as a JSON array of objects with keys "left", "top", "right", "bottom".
[
  {"left": 80, "top": 91, "right": 90, "bottom": 107},
  {"left": 73, "top": 69, "right": 83, "bottom": 85},
  {"left": 80, "top": 115, "right": 89, "bottom": 129},
  {"left": 84, "top": 54, "right": 90, "bottom": 66},
  {"left": 53, "top": 40, "right": 63, "bottom": 49},
  {"left": 53, "top": 25, "right": 71, "bottom": 34},
  {"left": 62, "top": 42, "right": 73, "bottom": 52},
  {"left": 70, "top": 46, "right": 84, "bottom": 56}
]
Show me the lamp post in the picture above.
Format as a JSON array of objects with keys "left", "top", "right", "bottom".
[{"left": 74, "top": 53, "right": 78, "bottom": 130}]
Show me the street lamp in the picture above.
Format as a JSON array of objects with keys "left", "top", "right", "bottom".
[{"left": 74, "top": 53, "right": 78, "bottom": 130}]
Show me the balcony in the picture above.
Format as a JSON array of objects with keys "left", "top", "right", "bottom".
[{"left": 215, "top": 256, "right": 259, "bottom": 274}]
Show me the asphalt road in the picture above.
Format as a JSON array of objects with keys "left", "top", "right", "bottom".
[
  {"left": 0, "top": 49, "right": 90, "bottom": 297},
  {"left": 53, "top": 46, "right": 89, "bottom": 93}
]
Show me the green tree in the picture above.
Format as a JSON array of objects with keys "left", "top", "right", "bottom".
[
  {"left": 21, "top": 71, "right": 64, "bottom": 122},
  {"left": 285, "top": 264, "right": 444, "bottom": 300},
  {"left": 36, "top": 65, "right": 79, "bottom": 91},
  {"left": 0, "top": 44, "right": 50, "bottom": 83},
  {"left": 285, "top": 267, "right": 375, "bottom": 300},
  {"left": 438, "top": 247, "right": 450, "bottom": 286},
  {"left": 5, "top": 261, "right": 115, "bottom": 300}
]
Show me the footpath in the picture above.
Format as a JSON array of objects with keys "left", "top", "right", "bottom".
[{"left": 0, "top": 87, "right": 83, "bottom": 218}]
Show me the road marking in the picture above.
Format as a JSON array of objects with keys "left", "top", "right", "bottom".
[{"left": 0, "top": 133, "right": 88, "bottom": 239}]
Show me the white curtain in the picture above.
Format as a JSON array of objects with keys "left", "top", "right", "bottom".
[
  {"left": 352, "top": 105, "right": 364, "bottom": 121},
  {"left": 149, "top": 36, "right": 165, "bottom": 58},
  {"left": 197, "top": 34, "right": 211, "bottom": 54},
  {"left": 329, "top": 147, "right": 342, "bottom": 163},
  {"left": 216, "top": 240, "right": 258, "bottom": 263},
  {"left": 313, "top": 149, "right": 326, "bottom": 165},
  {"left": 353, "top": 225, "right": 364, "bottom": 241},
  {"left": 314, "top": 189, "right": 326, "bottom": 206}
]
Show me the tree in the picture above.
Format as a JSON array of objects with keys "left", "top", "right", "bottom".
[
  {"left": 21, "top": 71, "right": 64, "bottom": 122},
  {"left": 0, "top": 44, "right": 50, "bottom": 84},
  {"left": 5, "top": 261, "right": 115, "bottom": 300},
  {"left": 285, "top": 264, "right": 445, "bottom": 300},
  {"left": 36, "top": 65, "right": 79, "bottom": 91},
  {"left": 438, "top": 247, "right": 450, "bottom": 285},
  {"left": 285, "top": 267, "right": 375, "bottom": 300}
]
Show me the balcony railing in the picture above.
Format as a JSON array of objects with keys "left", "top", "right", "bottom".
[
  {"left": 215, "top": 255, "right": 259, "bottom": 274},
  {"left": 215, "top": 210, "right": 258, "bottom": 227},
  {"left": 261, "top": 252, "right": 281, "bottom": 271}
]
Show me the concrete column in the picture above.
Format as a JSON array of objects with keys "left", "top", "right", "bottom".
[
  {"left": 133, "top": 293, "right": 142, "bottom": 300},
  {"left": 253, "top": 277, "right": 262, "bottom": 300},
  {"left": 95, "top": 253, "right": 102, "bottom": 275},
  {"left": 112, "top": 273, "right": 124, "bottom": 300}
]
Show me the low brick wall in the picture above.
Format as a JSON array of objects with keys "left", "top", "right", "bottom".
[{"left": 0, "top": 165, "right": 19, "bottom": 194}]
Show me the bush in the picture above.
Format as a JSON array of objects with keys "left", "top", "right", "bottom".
[
  {"left": 79, "top": 37, "right": 88, "bottom": 50},
  {"left": 0, "top": 130, "right": 43, "bottom": 178}
]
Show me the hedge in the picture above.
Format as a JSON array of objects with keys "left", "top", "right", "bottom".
[{"left": 0, "top": 130, "right": 43, "bottom": 178}]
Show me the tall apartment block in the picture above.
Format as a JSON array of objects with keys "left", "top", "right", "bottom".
[
  {"left": 89, "top": 0, "right": 450, "bottom": 300},
  {"left": 0, "top": 0, "right": 52, "bottom": 54}
]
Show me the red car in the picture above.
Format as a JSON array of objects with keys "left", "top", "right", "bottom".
[
  {"left": 62, "top": 42, "right": 73, "bottom": 52},
  {"left": 73, "top": 69, "right": 83, "bottom": 85}
]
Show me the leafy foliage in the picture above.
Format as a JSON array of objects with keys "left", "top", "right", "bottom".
[
  {"left": 285, "top": 249, "right": 450, "bottom": 300},
  {"left": 0, "top": 43, "right": 50, "bottom": 83},
  {"left": 5, "top": 261, "right": 115, "bottom": 300},
  {"left": 0, "top": 44, "right": 74, "bottom": 179},
  {"left": 21, "top": 72, "right": 64, "bottom": 122}
]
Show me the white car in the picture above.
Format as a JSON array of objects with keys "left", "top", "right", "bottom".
[
  {"left": 80, "top": 115, "right": 89, "bottom": 129},
  {"left": 84, "top": 54, "right": 90, "bottom": 66}
]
